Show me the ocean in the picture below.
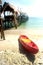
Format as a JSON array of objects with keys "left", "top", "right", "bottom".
[{"left": 19, "top": 17, "right": 43, "bottom": 29}]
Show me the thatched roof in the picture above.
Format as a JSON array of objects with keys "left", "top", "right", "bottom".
[
  {"left": 2, "top": 2, "right": 14, "bottom": 13},
  {"left": 2, "top": 2, "right": 19, "bottom": 14}
]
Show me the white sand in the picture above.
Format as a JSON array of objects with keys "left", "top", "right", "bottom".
[
  {"left": 0, "top": 28, "right": 43, "bottom": 65},
  {"left": 0, "top": 28, "right": 43, "bottom": 52}
]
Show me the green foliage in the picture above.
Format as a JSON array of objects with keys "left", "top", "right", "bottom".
[{"left": 17, "top": 12, "right": 29, "bottom": 25}]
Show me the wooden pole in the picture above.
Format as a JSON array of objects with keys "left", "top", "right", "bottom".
[{"left": 0, "top": 18, "right": 5, "bottom": 40}]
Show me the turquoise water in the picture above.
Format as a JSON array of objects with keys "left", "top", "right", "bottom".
[{"left": 19, "top": 17, "right": 43, "bottom": 29}]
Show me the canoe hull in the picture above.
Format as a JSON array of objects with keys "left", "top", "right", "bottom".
[{"left": 18, "top": 35, "right": 39, "bottom": 54}]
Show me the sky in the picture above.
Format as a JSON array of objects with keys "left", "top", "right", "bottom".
[{"left": 2, "top": 0, "right": 43, "bottom": 17}]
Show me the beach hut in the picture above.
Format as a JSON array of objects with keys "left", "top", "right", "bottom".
[
  {"left": 2, "top": 2, "right": 18, "bottom": 29},
  {"left": 0, "top": 0, "right": 5, "bottom": 40}
]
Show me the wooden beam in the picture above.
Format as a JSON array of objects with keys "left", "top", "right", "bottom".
[{"left": 0, "top": 18, "right": 5, "bottom": 40}]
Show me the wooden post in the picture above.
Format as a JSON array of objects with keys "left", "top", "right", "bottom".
[
  {"left": 0, "top": 18, "right": 5, "bottom": 40},
  {"left": 13, "top": 12, "right": 19, "bottom": 29}
]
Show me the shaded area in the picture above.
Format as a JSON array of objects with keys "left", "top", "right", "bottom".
[
  {"left": 1, "top": 2, "right": 19, "bottom": 29},
  {"left": 18, "top": 41, "right": 35, "bottom": 63},
  {"left": 3, "top": 20, "right": 16, "bottom": 30}
]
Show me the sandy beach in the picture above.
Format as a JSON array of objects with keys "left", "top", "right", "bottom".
[
  {"left": 0, "top": 28, "right": 43, "bottom": 51},
  {"left": 0, "top": 28, "right": 43, "bottom": 65},
  {"left": 1, "top": 0, "right": 43, "bottom": 64}
]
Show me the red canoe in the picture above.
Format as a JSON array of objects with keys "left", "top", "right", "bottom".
[{"left": 18, "top": 35, "right": 39, "bottom": 54}]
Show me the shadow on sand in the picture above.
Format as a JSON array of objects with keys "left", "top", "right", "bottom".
[{"left": 18, "top": 41, "right": 35, "bottom": 64}]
